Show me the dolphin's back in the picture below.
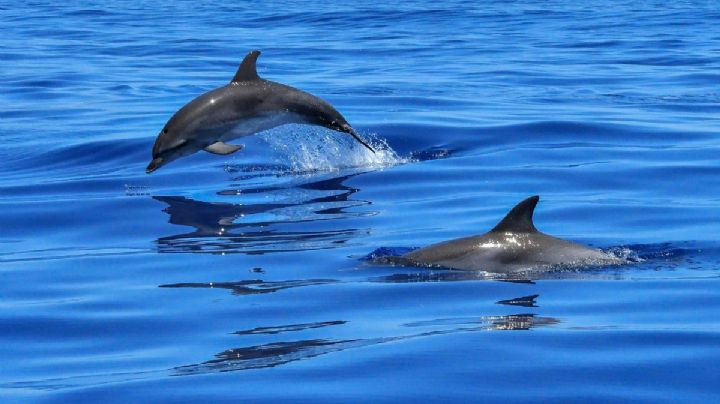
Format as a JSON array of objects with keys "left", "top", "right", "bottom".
[
  {"left": 405, "top": 231, "right": 617, "bottom": 272},
  {"left": 175, "top": 79, "right": 343, "bottom": 141},
  {"left": 169, "top": 81, "right": 316, "bottom": 140},
  {"left": 400, "top": 196, "right": 624, "bottom": 273}
]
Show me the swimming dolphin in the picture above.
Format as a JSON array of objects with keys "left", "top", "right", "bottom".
[
  {"left": 399, "top": 196, "right": 625, "bottom": 273},
  {"left": 146, "top": 50, "right": 374, "bottom": 173}
]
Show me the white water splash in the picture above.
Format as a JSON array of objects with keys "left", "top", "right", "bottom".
[{"left": 257, "top": 125, "right": 408, "bottom": 173}]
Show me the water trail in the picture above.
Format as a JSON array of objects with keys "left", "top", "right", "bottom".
[{"left": 257, "top": 125, "right": 408, "bottom": 173}]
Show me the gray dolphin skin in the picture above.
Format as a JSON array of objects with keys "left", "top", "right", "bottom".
[
  {"left": 401, "top": 195, "right": 625, "bottom": 273},
  {"left": 146, "top": 50, "right": 374, "bottom": 173}
]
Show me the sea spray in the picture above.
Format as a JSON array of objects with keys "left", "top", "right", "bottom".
[{"left": 258, "top": 125, "right": 407, "bottom": 173}]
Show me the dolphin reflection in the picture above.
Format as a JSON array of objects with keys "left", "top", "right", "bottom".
[
  {"left": 497, "top": 294, "right": 539, "bottom": 307},
  {"left": 171, "top": 312, "right": 558, "bottom": 375},
  {"left": 234, "top": 320, "right": 348, "bottom": 335},
  {"left": 153, "top": 173, "right": 374, "bottom": 254},
  {"left": 159, "top": 279, "right": 338, "bottom": 296}
]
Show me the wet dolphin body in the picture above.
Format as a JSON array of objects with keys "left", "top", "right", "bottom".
[
  {"left": 399, "top": 196, "right": 625, "bottom": 273},
  {"left": 146, "top": 50, "right": 374, "bottom": 173}
]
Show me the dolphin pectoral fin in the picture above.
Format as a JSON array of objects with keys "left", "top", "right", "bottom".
[
  {"left": 231, "top": 50, "right": 261, "bottom": 83},
  {"left": 204, "top": 142, "right": 244, "bottom": 155}
]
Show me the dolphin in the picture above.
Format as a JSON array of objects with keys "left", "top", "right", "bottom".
[
  {"left": 146, "top": 50, "right": 374, "bottom": 173},
  {"left": 398, "top": 195, "right": 625, "bottom": 273}
]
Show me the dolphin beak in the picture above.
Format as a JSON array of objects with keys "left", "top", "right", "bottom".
[
  {"left": 341, "top": 124, "right": 376, "bottom": 154},
  {"left": 146, "top": 157, "right": 163, "bottom": 174}
]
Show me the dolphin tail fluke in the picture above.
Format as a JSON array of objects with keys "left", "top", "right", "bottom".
[{"left": 491, "top": 195, "right": 540, "bottom": 233}]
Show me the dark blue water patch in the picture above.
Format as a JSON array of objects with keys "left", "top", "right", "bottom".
[
  {"left": 64, "top": 9, "right": 115, "bottom": 17},
  {"left": 562, "top": 39, "right": 626, "bottom": 49},
  {"left": 617, "top": 56, "right": 716, "bottom": 66},
  {"left": 0, "top": 138, "right": 147, "bottom": 178},
  {"left": 362, "top": 121, "right": 712, "bottom": 160},
  {"left": 620, "top": 242, "right": 699, "bottom": 262}
]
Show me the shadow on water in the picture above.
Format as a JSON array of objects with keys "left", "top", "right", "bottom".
[{"left": 153, "top": 172, "right": 376, "bottom": 254}]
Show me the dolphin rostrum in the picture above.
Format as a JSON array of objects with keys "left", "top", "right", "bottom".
[
  {"left": 146, "top": 50, "right": 374, "bottom": 173},
  {"left": 399, "top": 196, "right": 625, "bottom": 273}
]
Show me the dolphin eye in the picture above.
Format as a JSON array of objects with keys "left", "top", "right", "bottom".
[{"left": 163, "top": 129, "right": 168, "bottom": 134}]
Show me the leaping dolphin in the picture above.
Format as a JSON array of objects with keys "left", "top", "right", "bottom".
[
  {"left": 398, "top": 196, "right": 625, "bottom": 273},
  {"left": 146, "top": 50, "right": 374, "bottom": 173}
]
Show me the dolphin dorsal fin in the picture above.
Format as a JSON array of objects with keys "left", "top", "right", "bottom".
[
  {"left": 231, "top": 50, "right": 261, "bottom": 83},
  {"left": 491, "top": 195, "right": 540, "bottom": 233}
]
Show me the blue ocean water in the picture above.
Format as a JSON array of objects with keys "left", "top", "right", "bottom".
[{"left": 2, "top": 1, "right": 720, "bottom": 401}]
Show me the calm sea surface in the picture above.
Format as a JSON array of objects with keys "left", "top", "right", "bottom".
[{"left": 2, "top": 1, "right": 719, "bottom": 402}]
